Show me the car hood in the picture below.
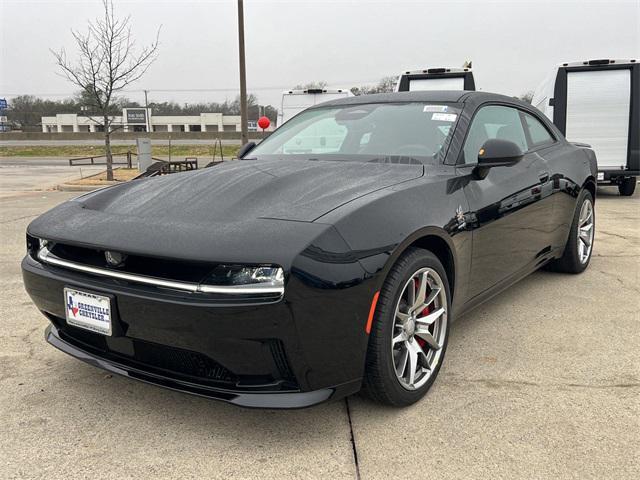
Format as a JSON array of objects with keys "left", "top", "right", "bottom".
[
  {"left": 27, "top": 159, "right": 423, "bottom": 265},
  {"left": 79, "top": 158, "right": 423, "bottom": 223}
]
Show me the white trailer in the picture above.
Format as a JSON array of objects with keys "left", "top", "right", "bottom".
[
  {"left": 532, "top": 59, "right": 639, "bottom": 196},
  {"left": 395, "top": 67, "right": 475, "bottom": 92},
  {"left": 279, "top": 89, "right": 352, "bottom": 126}
]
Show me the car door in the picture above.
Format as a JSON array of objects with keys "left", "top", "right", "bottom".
[
  {"left": 520, "top": 110, "right": 571, "bottom": 251},
  {"left": 460, "top": 104, "right": 554, "bottom": 299}
]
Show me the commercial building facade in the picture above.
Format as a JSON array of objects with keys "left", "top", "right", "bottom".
[{"left": 41, "top": 108, "right": 244, "bottom": 133}]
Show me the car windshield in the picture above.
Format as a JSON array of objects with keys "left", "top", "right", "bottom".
[{"left": 249, "top": 102, "right": 461, "bottom": 164}]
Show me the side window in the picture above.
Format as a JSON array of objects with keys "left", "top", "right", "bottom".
[
  {"left": 522, "top": 112, "right": 555, "bottom": 149},
  {"left": 462, "top": 105, "right": 528, "bottom": 164}
]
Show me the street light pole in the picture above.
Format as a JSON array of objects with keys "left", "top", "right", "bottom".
[
  {"left": 237, "top": 0, "right": 248, "bottom": 145},
  {"left": 143, "top": 89, "right": 150, "bottom": 133}
]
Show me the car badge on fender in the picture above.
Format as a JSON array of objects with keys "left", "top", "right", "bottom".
[{"left": 455, "top": 205, "right": 467, "bottom": 230}]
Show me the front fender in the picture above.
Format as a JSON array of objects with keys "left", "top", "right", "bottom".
[{"left": 319, "top": 176, "right": 473, "bottom": 313}]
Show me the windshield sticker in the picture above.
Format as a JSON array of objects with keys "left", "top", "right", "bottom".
[
  {"left": 423, "top": 105, "right": 449, "bottom": 113},
  {"left": 431, "top": 113, "right": 457, "bottom": 122}
]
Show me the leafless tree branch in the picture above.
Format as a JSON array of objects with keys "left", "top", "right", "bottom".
[{"left": 51, "top": 0, "right": 160, "bottom": 180}]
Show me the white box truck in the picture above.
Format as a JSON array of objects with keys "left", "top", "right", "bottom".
[
  {"left": 279, "top": 88, "right": 352, "bottom": 126},
  {"left": 396, "top": 67, "right": 475, "bottom": 92},
  {"left": 532, "top": 59, "right": 639, "bottom": 196}
]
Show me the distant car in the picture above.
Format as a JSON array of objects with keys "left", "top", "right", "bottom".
[{"left": 23, "top": 91, "right": 597, "bottom": 409}]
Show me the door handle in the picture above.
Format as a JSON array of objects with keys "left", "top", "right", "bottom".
[{"left": 538, "top": 171, "right": 550, "bottom": 183}]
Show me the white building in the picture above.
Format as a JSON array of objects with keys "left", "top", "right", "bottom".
[{"left": 41, "top": 108, "right": 243, "bottom": 133}]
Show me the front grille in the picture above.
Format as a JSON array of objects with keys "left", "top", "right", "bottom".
[
  {"left": 56, "top": 322, "right": 237, "bottom": 385},
  {"left": 49, "top": 315, "right": 108, "bottom": 351},
  {"left": 133, "top": 341, "right": 235, "bottom": 383},
  {"left": 50, "top": 242, "right": 214, "bottom": 283},
  {"left": 51, "top": 319, "right": 299, "bottom": 390},
  {"left": 30, "top": 236, "right": 284, "bottom": 305}
]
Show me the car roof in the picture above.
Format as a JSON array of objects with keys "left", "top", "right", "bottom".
[{"left": 310, "top": 90, "right": 521, "bottom": 108}]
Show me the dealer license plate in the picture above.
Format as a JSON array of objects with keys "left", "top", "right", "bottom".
[
  {"left": 597, "top": 172, "right": 604, "bottom": 181},
  {"left": 64, "top": 288, "right": 112, "bottom": 336}
]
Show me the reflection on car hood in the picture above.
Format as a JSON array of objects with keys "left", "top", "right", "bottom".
[
  {"left": 27, "top": 159, "right": 423, "bottom": 265},
  {"left": 79, "top": 158, "right": 424, "bottom": 222}
]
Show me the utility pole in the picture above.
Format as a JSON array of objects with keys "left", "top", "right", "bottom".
[
  {"left": 237, "top": 0, "right": 248, "bottom": 145},
  {"left": 143, "top": 89, "right": 150, "bottom": 133}
]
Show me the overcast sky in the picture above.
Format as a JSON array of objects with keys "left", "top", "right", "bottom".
[{"left": 1, "top": 0, "right": 638, "bottom": 107}]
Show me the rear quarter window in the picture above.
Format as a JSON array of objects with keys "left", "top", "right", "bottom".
[{"left": 523, "top": 112, "right": 555, "bottom": 149}]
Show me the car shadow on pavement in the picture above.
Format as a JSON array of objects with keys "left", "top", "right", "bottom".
[
  {"left": 596, "top": 185, "right": 638, "bottom": 197},
  {"left": 45, "top": 355, "right": 351, "bottom": 445}
]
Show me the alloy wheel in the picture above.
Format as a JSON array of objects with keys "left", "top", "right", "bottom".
[
  {"left": 577, "top": 199, "right": 594, "bottom": 264},
  {"left": 391, "top": 267, "right": 447, "bottom": 390}
]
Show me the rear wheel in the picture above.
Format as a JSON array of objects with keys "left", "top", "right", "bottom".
[
  {"left": 548, "top": 189, "right": 594, "bottom": 273},
  {"left": 362, "top": 248, "right": 450, "bottom": 407},
  {"left": 618, "top": 177, "right": 636, "bottom": 196}
]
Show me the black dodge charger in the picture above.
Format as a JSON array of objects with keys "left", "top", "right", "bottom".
[{"left": 23, "top": 91, "right": 597, "bottom": 408}]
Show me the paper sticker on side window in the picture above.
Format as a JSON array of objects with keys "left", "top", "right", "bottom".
[
  {"left": 423, "top": 105, "right": 449, "bottom": 113},
  {"left": 431, "top": 113, "right": 457, "bottom": 122}
]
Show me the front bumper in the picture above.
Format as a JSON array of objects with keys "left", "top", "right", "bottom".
[
  {"left": 22, "top": 248, "right": 372, "bottom": 408},
  {"left": 45, "top": 324, "right": 345, "bottom": 408}
]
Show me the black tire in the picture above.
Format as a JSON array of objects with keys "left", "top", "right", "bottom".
[
  {"left": 547, "top": 189, "right": 594, "bottom": 274},
  {"left": 362, "top": 248, "right": 451, "bottom": 407},
  {"left": 618, "top": 177, "right": 636, "bottom": 196}
]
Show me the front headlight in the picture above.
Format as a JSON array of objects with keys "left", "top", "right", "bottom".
[
  {"left": 26, "top": 234, "right": 47, "bottom": 258},
  {"left": 200, "top": 265, "right": 285, "bottom": 294}
]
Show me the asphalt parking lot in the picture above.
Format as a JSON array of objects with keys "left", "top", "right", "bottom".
[
  {"left": 0, "top": 157, "right": 103, "bottom": 198},
  {"left": 1, "top": 183, "right": 638, "bottom": 479}
]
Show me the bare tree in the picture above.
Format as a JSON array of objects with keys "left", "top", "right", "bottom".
[
  {"left": 518, "top": 90, "right": 535, "bottom": 104},
  {"left": 293, "top": 81, "right": 328, "bottom": 90},
  {"left": 52, "top": 0, "right": 160, "bottom": 180},
  {"left": 351, "top": 76, "right": 398, "bottom": 96}
]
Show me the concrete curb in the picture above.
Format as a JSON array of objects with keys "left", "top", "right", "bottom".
[{"left": 55, "top": 183, "right": 116, "bottom": 192}]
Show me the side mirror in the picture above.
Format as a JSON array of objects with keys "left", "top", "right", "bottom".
[
  {"left": 473, "top": 139, "right": 524, "bottom": 179},
  {"left": 237, "top": 141, "right": 256, "bottom": 159}
]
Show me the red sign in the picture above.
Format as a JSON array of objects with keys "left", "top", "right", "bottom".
[{"left": 257, "top": 116, "right": 270, "bottom": 130}]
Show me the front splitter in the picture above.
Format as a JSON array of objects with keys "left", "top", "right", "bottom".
[{"left": 45, "top": 324, "right": 335, "bottom": 409}]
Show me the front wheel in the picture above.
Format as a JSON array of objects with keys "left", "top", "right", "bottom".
[
  {"left": 548, "top": 189, "right": 595, "bottom": 273},
  {"left": 618, "top": 177, "right": 636, "bottom": 196},
  {"left": 362, "top": 248, "right": 450, "bottom": 407}
]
